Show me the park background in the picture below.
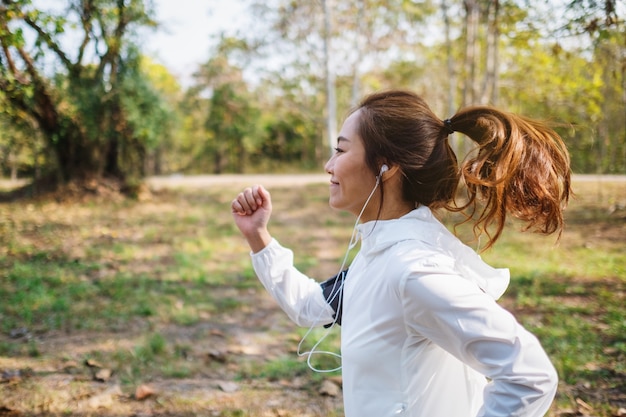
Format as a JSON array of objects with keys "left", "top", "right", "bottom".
[{"left": 0, "top": 0, "right": 625, "bottom": 416}]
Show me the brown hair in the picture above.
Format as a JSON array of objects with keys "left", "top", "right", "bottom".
[{"left": 355, "top": 90, "right": 571, "bottom": 249}]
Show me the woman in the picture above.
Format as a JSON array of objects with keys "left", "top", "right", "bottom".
[{"left": 231, "top": 90, "right": 570, "bottom": 417}]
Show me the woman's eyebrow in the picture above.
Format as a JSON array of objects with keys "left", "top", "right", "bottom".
[{"left": 337, "top": 136, "right": 350, "bottom": 143}]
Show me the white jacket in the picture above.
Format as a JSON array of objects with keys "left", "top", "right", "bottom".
[{"left": 251, "top": 206, "right": 558, "bottom": 417}]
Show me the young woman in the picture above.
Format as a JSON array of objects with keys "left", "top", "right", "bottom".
[{"left": 231, "top": 90, "right": 570, "bottom": 417}]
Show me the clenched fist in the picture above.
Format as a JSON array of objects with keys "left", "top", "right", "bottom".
[{"left": 231, "top": 185, "right": 273, "bottom": 253}]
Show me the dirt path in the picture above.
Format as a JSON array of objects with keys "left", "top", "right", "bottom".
[
  {"left": 146, "top": 173, "right": 625, "bottom": 188},
  {"left": 2, "top": 173, "right": 624, "bottom": 192},
  {"left": 146, "top": 174, "right": 330, "bottom": 190}
]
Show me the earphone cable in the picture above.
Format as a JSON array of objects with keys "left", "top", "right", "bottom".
[{"left": 297, "top": 174, "right": 382, "bottom": 372}]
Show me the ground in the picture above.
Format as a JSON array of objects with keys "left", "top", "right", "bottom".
[{"left": 0, "top": 174, "right": 624, "bottom": 417}]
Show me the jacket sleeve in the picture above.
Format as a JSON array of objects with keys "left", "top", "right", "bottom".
[
  {"left": 400, "top": 268, "right": 558, "bottom": 417},
  {"left": 251, "top": 238, "right": 336, "bottom": 327}
]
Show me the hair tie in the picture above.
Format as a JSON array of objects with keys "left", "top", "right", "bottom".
[{"left": 443, "top": 118, "right": 454, "bottom": 135}]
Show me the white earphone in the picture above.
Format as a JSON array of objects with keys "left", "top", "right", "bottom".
[{"left": 375, "top": 164, "right": 389, "bottom": 184}]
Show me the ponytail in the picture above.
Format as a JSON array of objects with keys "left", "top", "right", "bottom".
[
  {"left": 445, "top": 107, "right": 571, "bottom": 249},
  {"left": 355, "top": 90, "right": 571, "bottom": 250}
]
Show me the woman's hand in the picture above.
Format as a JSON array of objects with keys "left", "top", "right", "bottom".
[{"left": 231, "top": 185, "right": 273, "bottom": 253}]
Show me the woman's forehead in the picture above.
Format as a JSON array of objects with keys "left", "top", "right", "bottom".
[{"left": 338, "top": 110, "right": 362, "bottom": 140}]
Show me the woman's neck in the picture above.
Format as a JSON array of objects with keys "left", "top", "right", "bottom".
[{"left": 361, "top": 195, "right": 414, "bottom": 222}]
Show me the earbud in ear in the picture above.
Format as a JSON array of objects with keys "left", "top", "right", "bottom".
[{"left": 376, "top": 164, "right": 389, "bottom": 184}]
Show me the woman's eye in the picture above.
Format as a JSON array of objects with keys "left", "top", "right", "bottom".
[{"left": 334, "top": 147, "right": 344, "bottom": 154}]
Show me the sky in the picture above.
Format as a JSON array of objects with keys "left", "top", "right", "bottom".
[{"left": 144, "top": 0, "right": 246, "bottom": 86}]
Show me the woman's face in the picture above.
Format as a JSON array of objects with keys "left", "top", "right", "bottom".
[{"left": 324, "top": 110, "right": 379, "bottom": 219}]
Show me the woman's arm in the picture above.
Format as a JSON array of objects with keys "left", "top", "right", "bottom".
[
  {"left": 401, "top": 270, "right": 558, "bottom": 417},
  {"left": 251, "top": 239, "right": 336, "bottom": 327},
  {"left": 232, "top": 185, "right": 335, "bottom": 327}
]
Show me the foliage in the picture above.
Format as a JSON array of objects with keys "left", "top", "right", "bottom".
[
  {"left": 0, "top": 1, "right": 624, "bottom": 181},
  {"left": 183, "top": 36, "right": 261, "bottom": 174},
  {"left": 0, "top": 111, "right": 44, "bottom": 178},
  {"left": 204, "top": 83, "right": 257, "bottom": 173},
  {"left": 118, "top": 49, "right": 177, "bottom": 177},
  {"left": 254, "top": 110, "right": 320, "bottom": 170},
  {"left": 137, "top": 55, "right": 182, "bottom": 174},
  {"left": 0, "top": 0, "right": 172, "bottom": 187}
]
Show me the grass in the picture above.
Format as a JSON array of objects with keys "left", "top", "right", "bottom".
[{"left": 0, "top": 176, "right": 624, "bottom": 416}]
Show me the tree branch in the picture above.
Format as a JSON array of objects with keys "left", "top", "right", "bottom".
[
  {"left": 0, "top": 20, "right": 29, "bottom": 84},
  {"left": 14, "top": 41, "right": 59, "bottom": 127},
  {"left": 75, "top": 0, "right": 96, "bottom": 67},
  {"left": 21, "top": 10, "right": 74, "bottom": 70},
  {"left": 96, "top": 0, "right": 129, "bottom": 83}
]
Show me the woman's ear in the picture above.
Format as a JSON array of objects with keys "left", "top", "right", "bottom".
[{"left": 380, "top": 164, "right": 401, "bottom": 182}]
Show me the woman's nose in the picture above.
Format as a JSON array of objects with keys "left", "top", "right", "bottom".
[{"left": 324, "top": 157, "right": 333, "bottom": 174}]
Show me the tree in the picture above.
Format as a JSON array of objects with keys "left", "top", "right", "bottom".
[
  {"left": 541, "top": 0, "right": 625, "bottom": 173},
  {"left": 245, "top": 0, "right": 436, "bottom": 159},
  {"left": 116, "top": 48, "right": 176, "bottom": 178},
  {"left": 497, "top": 0, "right": 626, "bottom": 174},
  {"left": 593, "top": 29, "right": 625, "bottom": 174},
  {"left": 190, "top": 36, "right": 259, "bottom": 174},
  {"left": 0, "top": 112, "right": 43, "bottom": 179},
  {"left": 0, "top": 0, "right": 166, "bottom": 189}
]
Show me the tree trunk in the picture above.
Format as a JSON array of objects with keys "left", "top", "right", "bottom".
[
  {"left": 461, "top": 0, "right": 481, "bottom": 157},
  {"left": 8, "top": 151, "right": 17, "bottom": 181},
  {"left": 233, "top": 135, "right": 245, "bottom": 173},
  {"left": 442, "top": 0, "right": 461, "bottom": 155},
  {"left": 54, "top": 133, "right": 94, "bottom": 181},
  {"left": 351, "top": 0, "right": 366, "bottom": 107},
  {"left": 213, "top": 147, "right": 223, "bottom": 174},
  {"left": 490, "top": 0, "right": 500, "bottom": 105},
  {"left": 479, "top": 0, "right": 500, "bottom": 105},
  {"left": 322, "top": 0, "right": 337, "bottom": 157},
  {"left": 462, "top": 0, "right": 480, "bottom": 107}
]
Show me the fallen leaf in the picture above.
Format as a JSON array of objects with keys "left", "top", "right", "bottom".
[
  {"left": 135, "top": 384, "right": 156, "bottom": 400},
  {"left": 84, "top": 385, "right": 122, "bottom": 410},
  {"left": 576, "top": 397, "right": 594, "bottom": 413},
  {"left": 94, "top": 368, "right": 113, "bottom": 382},
  {"left": 319, "top": 380, "right": 341, "bottom": 397},
  {"left": 210, "top": 329, "right": 225, "bottom": 337},
  {"left": 62, "top": 361, "right": 81, "bottom": 374},
  {"left": 0, "top": 405, "right": 20, "bottom": 415},
  {"left": 207, "top": 349, "right": 228, "bottom": 363},
  {"left": 328, "top": 375, "right": 343, "bottom": 387},
  {"left": 583, "top": 362, "right": 600, "bottom": 371},
  {"left": 84, "top": 359, "right": 104, "bottom": 368},
  {"left": 218, "top": 381, "right": 239, "bottom": 393}
]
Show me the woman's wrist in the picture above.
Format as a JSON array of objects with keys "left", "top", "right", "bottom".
[{"left": 246, "top": 229, "right": 272, "bottom": 253}]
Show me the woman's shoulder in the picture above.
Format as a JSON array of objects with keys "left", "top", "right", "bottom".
[
  {"left": 384, "top": 227, "right": 509, "bottom": 301},
  {"left": 391, "top": 239, "right": 457, "bottom": 275}
]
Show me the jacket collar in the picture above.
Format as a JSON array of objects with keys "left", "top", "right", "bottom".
[{"left": 356, "top": 206, "right": 510, "bottom": 299}]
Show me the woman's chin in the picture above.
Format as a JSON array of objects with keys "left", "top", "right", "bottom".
[{"left": 327, "top": 197, "right": 343, "bottom": 212}]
